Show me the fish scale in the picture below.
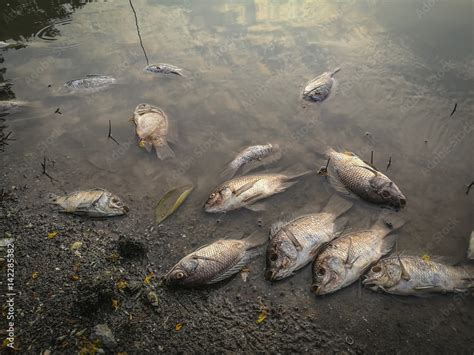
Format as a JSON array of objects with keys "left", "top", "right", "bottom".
[{"left": 219, "top": 174, "right": 284, "bottom": 192}]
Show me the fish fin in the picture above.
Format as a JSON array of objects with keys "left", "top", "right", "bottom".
[
  {"left": 220, "top": 164, "right": 239, "bottom": 180},
  {"left": 240, "top": 149, "right": 283, "bottom": 175},
  {"left": 413, "top": 285, "right": 439, "bottom": 291},
  {"left": 275, "top": 180, "right": 298, "bottom": 193},
  {"left": 322, "top": 194, "right": 353, "bottom": 217},
  {"left": 331, "top": 67, "right": 341, "bottom": 76},
  {"left": 326, "top": 172, "right": 354, "bottom": 196},
  {"left": 333, "top": 216, "right": 349, "bottom": 237},
  {"left": 167, "top": 123, "right": 179, "bottom": 144},
  {"left": 344, "top": 237, "right": 359, "bottom": 268},
  {"left": 234, "top": 180, "right": 256, "bottom": 197},
  {"left": 243, "top": 230, "right": 268, "bottom": 249},
  {"left": 270, "top": 220, "right": 290, "bottom": 238},
  {"left": 282, "top": 228, "right": 303, "bottom": 251},
  {"left": 154, "top": 142, "right": 175, "bottom": 160},
  {"left": 243, "top": 193, "right": 263, "bottom": 204},
  {"left": 192, "top": 255, "right": 224, "bottom": 264},
  {"left": 208, "top": 257, "right": 249, "bottom": 284},
  {"left": 397, "top": 255, "right": 411, "bottom": 281},
  {"left": 355, "top": 165, "right": 379, "bottom": 176},
  {"left": 380, "top": 233, "right": 398, "bottom": 256},
  {"left": 373, "top": 213, "right": 405, "bottom": 233},
  {"left": 284, "top": 169, "right": 313, "bottom": 181},
  {"left": 244, "top": 202, "right": 267, "bottom": 212}
]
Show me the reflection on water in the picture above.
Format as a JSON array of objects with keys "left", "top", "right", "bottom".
[{"left": 0, "top": 0, "right": 473, "bottom": 272}]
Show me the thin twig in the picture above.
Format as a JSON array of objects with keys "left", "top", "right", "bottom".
[
  {"left": 129, "top": 0, "right": 149, "bottom": 65},
  {"left": 41, "top": 156, "right": 57, "bottom": 184},
  {"left": 386, "top": 156, "right": 392, "bottom": 172},
  {"left": 466, "top": 181, "right": 473, "bottom": 195},
  {"left": 450, "top": 102, "right": 457, "bottom": 117},
  {"left": 370, "top": 151, "right": 374, "bottom": 165},
  {"left": 108, "top": 120, "right": 120, "bottom": 145}
]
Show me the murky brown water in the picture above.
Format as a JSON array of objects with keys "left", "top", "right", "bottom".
[{"left": 1, "top": 0, "right": 473, "bottom": 344}]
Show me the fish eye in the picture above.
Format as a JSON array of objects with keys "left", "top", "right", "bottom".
[
  {"left": 209, "top": 193, "right": 216, "bottom": 199},
  {"left": 270, "top": 253, "right": 278, "bottom": 261},
  {"left": 317, "top": 267, "right": 326, "bottom": 276},
  {"left": 382, "top": 190, "right": 390, "bottom": 198},
  {"left": 371, "top": 266, "right": 382, "bottom": 273},
  {"left": 175, "top": 272, "right": 185, "bottom": 279}
]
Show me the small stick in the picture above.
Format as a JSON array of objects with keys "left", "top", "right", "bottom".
[
  {"left": 317, "top": 158, "right": 331, "bottom": 176},
  {"left": 450, "top": 102, "right": 457, "bottom": 117},
  {"left": 386, "top": 156, "right": 392, "bottom": 172},
  {"left": 466, "top": 181, "right": 473, "bottom": 195},
  {"left": 41, "top": 156, "right": 57, "bottom": 184},
  {"left": 54, "top": 108, "right": 62, "bottom": 115},
  {"left": 370, "top": 151, "right": 374, "bottom": 165},
  {"left": 108, "top": 120, "right": 120, "bottom": 145},
  {"left": 325, "top": 157, "right": 331, "bottom": 170}
]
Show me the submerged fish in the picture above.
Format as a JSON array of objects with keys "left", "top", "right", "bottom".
[
  {"left": 204, "top": 169, "right": 312, "bottom": 213},
  {"left": 221, "top": 143, "right": 281, "bottom": 179},
  {"left": 133, "top": 103, "right": 175, "bottom": 160},
  {"left": 266, "top": 194, "right": 352, "bottom": 281},
  {"left": 163, "top": 232, "right": 266, "bottom": 286},
  {"left": 49, "top": 189, "right": 128, "bottom": 217},
  {"left": 145, "top": 63, "right": 184, "bottom": 76},
  {"left": 64, "top": 74, "right": 116, "bottom": 92},
  {"left": 325, "top": 148, "right": 406, "bottom": 209},
  {"left": 312, "top": 214, "right": 404, "bottom": 295},
  {"left": 302, "top": 68, "right": 340, "bottom": 102},
  {"left": 363, "top": 255, "right": 474, "bottom": 296},
  {"left": 0, "top": 100, "right": 28, "bottom": 113}
]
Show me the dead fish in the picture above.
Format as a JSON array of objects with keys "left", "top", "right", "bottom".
[
  {"left": 0, "top": 100, "right": 28, "bottom": 113},
  {"left": 468, "top": 231, "right": 474, "bottom": 260},
  {"left": 163, "top": 232, "right": 266, "bottom": 286},
  {"left": 325, "top": 148, "right": 406, "bottom": 209},
  {"left": 204, "top": 169, "right": 312, "bottom": 213},
  {"left": 133, "top": 103, "right": 175, "bottom": 160},
  {"left": 266, "top": 194, "right": 352, "bottom": 281},
  {"left": 64, "top": 74, "right": 116, "bottom": 92},
  {"left": 363, "top": 255, "right": 474, "bottom": 296},
  {"left": 145, "top": 63, "right": 184, "bottom": 76},
  {"left": 312, "top": 214, "right": 404, "bottom": 295},
  {"left": 302, "top": 68, "right": 340, "bottom": 102},
  {"left": 49, "top": 189, "right": 128, "bottom": 217},
  {"left": 221, "top": 143, "right": 281, "bottom": 179}
]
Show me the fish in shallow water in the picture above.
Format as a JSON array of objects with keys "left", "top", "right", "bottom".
[
  {"left": 163, "top": 232, "right": 266, "bottom": 286},
  {"left": 145, "top": 63, "right": 184, "bottom": 76},
  {"left": 302, "top": 68, "right": 340, "bottom": 102},
  {"left": 204, "top": 169, "right": 312, "bottom": 213},
  {"left": 325, "top": 148, "right": 406, "bottom": 209},
  {"left": 49, "top": 189, "right": 128, "bottom": 217},
  {"left": 363, "top": 255, "right": 474, "bottom": 296},
  {"left": 0, "top": 100, "right": 28, "bottom": 113},
  {"left": 133, "top": 103, "right": 175, "bottom": 160},
  {"left": 266, "top": 194, "right": 352, "bottom": 281},
  {"left": 221, "top": 143, "right": 281, "bottom": 179},
  {"left": 64, "top": 74, "right": 116, "bottom": 92},
  {"left": 312, "top": 213, "right": 404, "bottom": 295}
]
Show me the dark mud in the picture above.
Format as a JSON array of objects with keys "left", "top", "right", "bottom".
[{"left": 0, "top": 180, "right": 473, "bottom": 354}]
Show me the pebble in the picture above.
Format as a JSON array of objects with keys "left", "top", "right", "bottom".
[{"left": 91, "top": 324, "right": 117, "bottom": 349}]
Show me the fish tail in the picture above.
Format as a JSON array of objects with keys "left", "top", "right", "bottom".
[
  {"left": 154, "top": 142, "right": 175, "bottom": 160},
  {"left": 380, "top": 233, "right": 398, "bottom": 256},
  {"left": 243, "top": 230, "right": 268, "bottom": 250},
  {"left": 331, "top": 67, "right": 341, "bottom": 76},
  {"left": 285, "top": 169, "right": 313, "bottom": 181},
  {"left": 220, "top": 164, "right": 239, "bottom": 180},
  {"left": 322, "top": 194, "right": 353, "bottom": 217}
]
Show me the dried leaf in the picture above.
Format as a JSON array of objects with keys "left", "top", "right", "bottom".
[
  {"left": 70, "top": 241, "right": 83, "bottom": 251},
  {"left": 175, "top": 322, "right": 184, "bottom": 331},
  {"left": 112, "top": 299, "right": 119, "bottom": 311},
  {"left": 47, "top": 231, "right": 58, "bottom": 239},
  {"left": 70, "top": 274, "right": 80, "bottom": 281},
  {"left": 256, "top": 308, "right": 269, "bottom": 324},
  {"left": 155, "top": 185, "right": 193, "bottom": 225},
  {"left": 31, "top": 271, "right": 39, "bottom": 280},
  {"left": 422, "top": 254, "right": 431, "bottom": 262},
  {"left": 143, "top": 272, "right": 155, "bottom": 285},
  {"left": 116, "top": 279, "right": 128, "bottom": 290}
]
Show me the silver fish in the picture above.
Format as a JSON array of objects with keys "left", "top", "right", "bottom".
[
  {"left": 204, "top": 170, "right": 312, "bottom": 213},
  {"left": 64, "top": 74, "right": 116, "bottom": 92},
  {"left": 302, "top": 68, "right": 340, "bottom": 102},
  {"left": 133, "top": 103, "right": 175, "bottom": 160},
  {"left": 221, "top": 143, "right": 281, "bottom": 179},
  {"left": 363, "top": 255, "right": 474, "bottom": 296},
  {"left": 163, "top": 232, "right": 266, "bottom": 286},
  {"left": 49, "top": 189, "right": 128, "bottom": 217},
  {"left": 266, "top": 194, "right": 352, "bottom": 281},
  {"left": 0, "top": 100, "right": 28, "bottom": 113},
  {"left": 325, "top": 148, "right": 406, "bottom": 209},
  {"left": 312, "top": 214, "right": 404, "bottom": 295},
  {"left": 145, "top": 63, "right": 184, "bottom": 76}
]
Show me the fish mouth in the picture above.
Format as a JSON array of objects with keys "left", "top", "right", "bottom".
[
  {"left": 399, "top": 198, "right": 407, "bottom": 207},
  {"left": 311, "top": 284, "right": 322, "bottom": 295},
  {"left": 265, "top": 270, "right": 277, "bottom": 281},
  {"left": 123, "top": 206, "right": 130, "bottom": 213}
]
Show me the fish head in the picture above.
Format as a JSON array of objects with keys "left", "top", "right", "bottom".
[
  {"left": 362, "top": 259, "right": 401, "bottom": 291},
  {"left": 312, "top": 255, "right": 346, "bottom": 295},
  {"left": 134, "top": 103, "right": 154, "bottom": 115},
  {"left": 96, "top": 192, "right": 128, "bottom": 216},
  {"left": 203, "top": 187, "right": 232, "bottom": 213},
  {"left": 162, "top": 258, "right": 199, "bottom": 286},
  {"left": 372, "top": 178, "right": 406, "bottom": 209},
  {"left": 265, "top": 237, "right": 298, "bottom": 281}
]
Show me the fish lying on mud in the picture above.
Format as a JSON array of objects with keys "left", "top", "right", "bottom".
[
  {"left": 302, "top": 68, "right": 340, "bottom": 102},
  {"left": 163, "top": 232, "right": 266, "bottom": 286},
  {"left": 204, "top": 169, "right": 312, "bottom": 213},
  {"left": 49, "top": 189, "right": 128, "bottom": 217},
  {"left": 325, "top": 148, "right": 406, "bottom": 209},
  {"left": 64, "top": 74, "right": 116, "bottom": 92},
  {"left": 221, "top": 143, "right": 281, "bottom": 179},
  {"left": 266, "top": 194, "right": 352, "bottom": 281},
  {"left": 132, "top": 103, "right": 176, "bottom": 160},
  {"left": 363, "top": 255, "right": 474, "bottom": 296},
  {"left": 0, "top": 100, "right": 28, "bottom": 113},
  {"left": 144, "top": 63, "right": 184, "bottom": 76},
  {"left": 312, "top": 214, "right": 404, "bottom": 295}
]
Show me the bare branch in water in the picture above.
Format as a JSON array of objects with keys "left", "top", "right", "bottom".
[
  {"left": 41, "top": 156, "right": 58, "bottom": 184},
  {"left": 386, "top": 156, "right": 392, "bottom": 172},
  {"left": 108, "top": 120, "right": 120, "bottom": 145},
  {"left": 466, "top": 181, "right": 473, "bottom": 195},
  {"left": 450, "top": 102, "right": 457, "bottom": 117}
]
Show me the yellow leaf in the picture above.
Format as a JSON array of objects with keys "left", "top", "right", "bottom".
[
  {"left": 139, "top": 140, "right": 145, "bottom": 148},
  {"left": 47, "top": 231, "right": 58, "bottom": 239},
  {"left": 143, "top": 272, "right": 155, "bottom": 285},
  {"left": 256, "top": 308, "right": 269, "bottom": 324},
  {"left": 107, "top": 251, "right": 120, "bottom": 262},
  {"left": 31, "top": 271, "right": 39, "bottom": 280},
  {"left": 116, "top": 279, "right": 128, "bottom": 290},
  {"left": 70, "top": 274, "right": 80, "bottom": 281},
  {"left": 175, "top": 322, "right": 184, "bottom": 331},
  {"left": 422, "top": 254, "right": 431, "bottom": 262},
  {"left": 112, "top": 299, "right": 119, "bottom": 311}
]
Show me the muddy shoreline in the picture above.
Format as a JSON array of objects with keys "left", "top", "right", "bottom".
[{"left": 0, "top": 178, "right": 472, "bottom": 354}]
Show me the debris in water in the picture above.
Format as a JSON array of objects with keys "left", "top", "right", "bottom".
[
  {"left": 108, "top": 120, "right": 120, "bottom": 145},
  {"left": 31, "top": 271, "right": 39, "bottom": 279},
  {"left": 155, "top": 185, "right": 193, "bottom": 225},
  {"left": 465, "top": 181, "right": 473, "bottom": 195},
  {"left": 422, "top": 254, "right": 431, "bottom": 262},
  {"left": 143, "top": 272, "right": 155, "bottom": 285},
  {"left": 175, "top": 322, "right": 184, "bottom": 331},
  {"left": 147, "top": 291, "right": 159, "bottom": 306},
  {"left": 450, "top": 102, "right": 457, "bottom": 117},
  {"left": 317, "top": 158, "right": 331, "bottom": 176},
  {"left": 54, "top": 107, "right": 62, "bottom": 115},
  {"left": 111, "top": 299, "right": 119, "bottom": 311},
  {"left": 47, "top": 231, "right": 58, "bottom": 239},
  {"left": 116, "top": 279, "right": 128, "bottom": 290},
  {"left": 468, "top": 231, "right": 474, "bottom": 260},
  {"left": 256, "top": 307, "right": 269, "bottom": 324},
  {"left": 386, "top": 156, "right": 392, "bottom": 172}
]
